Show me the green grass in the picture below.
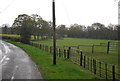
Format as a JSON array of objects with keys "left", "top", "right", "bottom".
[
  {"left": 0, "top": 34, "right": 20, "bottom": 38},
  {"left": 84, "top": 53, "right": 118, "bottom": 66},
  {"left": 5, "top": 40, "right": 99, "bottom": 79},
  {"left": 33, "top": 38, "right": 117, "bottom": 46},
  {"left": 32, "top": 38, "right": 119, "bottom": 66},
  {"left": 0, "top": 34, "right": 40, "bottom": 40}
]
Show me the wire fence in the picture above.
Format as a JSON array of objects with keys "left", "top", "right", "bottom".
[
  {"left": 70, "top": 47, "right": 120, "bottom": 80},
  {"left": 108, "top": 41, "right": 120, "bottom": 53},
  {"left": 64, "top": 44, "right": 108, "bottom": 54},
  {"left": 30, "top": 42, "right": 120, "bottom": 80}
]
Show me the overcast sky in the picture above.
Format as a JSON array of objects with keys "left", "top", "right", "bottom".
[{"left": 0, "top": 0, "right": 118, "bottom": 27}]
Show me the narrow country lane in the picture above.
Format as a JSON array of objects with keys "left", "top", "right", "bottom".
[{"left": 0, "top": 40, "right": 42, "bottom": 80}]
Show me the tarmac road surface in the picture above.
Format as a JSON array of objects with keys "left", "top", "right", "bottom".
[{"left": 0, "top": 40, "right": 43, "bottom": 80}]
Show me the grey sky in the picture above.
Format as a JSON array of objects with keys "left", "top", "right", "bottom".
[{"left": 0, "top": 0, "right": 118, "bottom": 27}]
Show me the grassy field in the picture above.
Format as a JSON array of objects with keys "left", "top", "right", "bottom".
[
  {"left": 1, "top": 34, "right": 119, "bottom": 65},
  {"left": 5, "top": 40, "right": 99, "bottom": 80},
  {"left": 32, "top": 37, "right": 119, "bottom": 79},
  {"left": 0, "top": 34, "right": 20, "bottom": 37},
  {"left": 33, "top": 38, "right": 113, "bottom": 46},
  {"left": 32, "top": 38, "right": 119, "bottom": 66}
]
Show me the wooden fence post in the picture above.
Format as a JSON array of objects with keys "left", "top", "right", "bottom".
[
  {"left": 67, "top": 47, "right": 71, "bottom": 59},
  {"left": 39, "top": 44, "right": 41, "bottom": 49},
  {"left": 99, "top": 62, "right": 101, "bottom": 77},
  {"left": 46, "top": 46, "right": 48, "bottom": 51},
  {"left": 84, "top": 56, "right": 86, "bottom": 68},
  {"left": 80, "top": 51, "right": 83, "bottom": 66},
  {"left": 107, "top": 41, "right": 110, "bottom": 54},
  {"left": 59, "top": 48, "right": 61, "bottom": 57},
  {"left": 105, "top": 64, "right": 108, "bottom": 80},
  {"left": 93, "top": 59, "right": 96, "bottom": 74},
  {"left": 112, "top": 65, "right": 115, "bottom": 81},
  {"left": 88, "top": 57, "right": 89, "bottom": 70},
  {"left": 64, "top": 49, "right": 66, "bottom": 59},
  {"left": 41, "top": 45, "right": 43, "bottom": 50},
  {"left": 91, "top": 58, "right": 92, "bottom": 72}
]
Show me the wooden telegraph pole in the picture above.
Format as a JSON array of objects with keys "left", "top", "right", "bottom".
[{"left": 52, "top": 0, "right": 56, "bottom": 65}]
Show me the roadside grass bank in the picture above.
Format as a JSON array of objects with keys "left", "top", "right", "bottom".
[{"left": 5, "top": 40, "right": 99, "bottom": 80}]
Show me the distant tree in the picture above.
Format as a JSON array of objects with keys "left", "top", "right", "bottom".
[
  {"left": 91, "top": 23, "right": 106, "bottom": 39},
  {"left": 57, "top": 24, "right": 68, "bottom": 38},
  {"left": 12, "top": 14, "right": 34, "bottom": 44},
  {"left": 47, "top": 21, "right": 53, "bottom": 38},
  {"left": 30, "top": 14, "right": 42, "bottom": 40},
  {"left": 86, "top": 26, "right": 95, "bottom": 38},
  {"left": 68, "top": 24, "right": 83, "bottom": 38},
  {"left": 2, "top": 24, "right": 10, "bottom": 34},
  {"left": 38, "top": 20, "right": 50, "bottom": 40},
  {"left": 114, "top": 25, "right": 120, "bottom": 40}
]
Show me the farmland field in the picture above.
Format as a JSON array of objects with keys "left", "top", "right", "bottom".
[
  {"left": 32, "top": 38, "right": 119, "bottom": 66},
  {"left": 33, "top": 38, "right": 113, "bottom": 46},
  {"left": 32, "top": 37, "right": 119, "bottom": 79}
]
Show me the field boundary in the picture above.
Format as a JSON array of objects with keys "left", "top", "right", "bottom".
[
  {"left": 30, "top": 42, "right": 120, "bottom": 80},
  {"left": 64, "top": 43, "right": 108, "bottom": 54},
  {"left": 107, "top": 41, "right": 120, "bottom": 54}
]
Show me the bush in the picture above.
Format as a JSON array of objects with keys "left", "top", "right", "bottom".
[{"left": 1, "top": 36, "right": 21, "bottom": 42}]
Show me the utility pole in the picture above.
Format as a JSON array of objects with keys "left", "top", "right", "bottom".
[
  {"left": 118, "top": 0, "right": 120, "bottom": 25},
  {"left": 52, "top": 0, "right": 56, "bottom": 65}
]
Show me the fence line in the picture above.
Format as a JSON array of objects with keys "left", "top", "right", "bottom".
[
  {"left": 64, "top": 44, "right": 108, "bottom": 54},
  {"left": 107, "top": 41, "right": 119, "bottom": 54},
  {"left": 30, "top": 42, "right": 120, "bottom": 80}
]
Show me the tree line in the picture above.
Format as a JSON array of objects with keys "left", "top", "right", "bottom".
[{"left": 0, "top": 14, "right": 119, "bottom": 43}]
